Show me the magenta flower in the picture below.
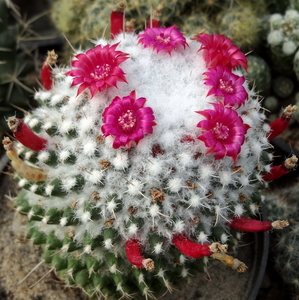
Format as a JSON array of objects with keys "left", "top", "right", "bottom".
[
  {"left": 196, "top": 103, "right": 250, "bottom": 163},
  {"left": 203, "top": 66, "right": 248, "bottom": 108},
  {"left": 195, "top": 33, "right": 248, "bottom": 71},
  {"left": 65, "top": 43, "right": 129, "bottom": 97},
  {"left": 137, "top": 25, "right": 188, "bottom": 54},
  {"left": 101, "top": 90, "right": 156, "bottom": 149}
]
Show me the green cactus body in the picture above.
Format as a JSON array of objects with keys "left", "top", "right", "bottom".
[
  {"left": 52, "top": 0, "right": 189, "bottom": 48},
  {"left": 216, "top": 6, "right": 263, "bottom": 51},
  {"left": 6, "top": 28, "right": 285, "bottom": 299},
  {"left": 265, "top": 183, "right": 299, "bottom": 299},
  {"left": 246, "top": 55, "right": 271, "bottom": 96}
]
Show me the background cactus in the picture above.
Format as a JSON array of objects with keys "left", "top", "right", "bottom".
[
  {"left": 0, "top": 0, "right": 38, "bottom": 138},
  {"left": 267, "top": 9, "right": 299, "bottom": 73},
  {"left": 265, "top": 179, "right": 299, "bottom": 299},
  {"left": 245, "top": 55, "right": 272, "bottom": 97}
]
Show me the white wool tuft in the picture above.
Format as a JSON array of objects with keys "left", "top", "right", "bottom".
[
  {"left": 29, "top": 118, "right": 39, "bottom": 128},
  {"left": 221, "top": 233, "right": 228, "bottom": 244},
  {"left": 83, "top": 140, "right": 97, "bottom": 156},
  {"left": 173, "top": 220, "right": 185, "bottom": 233},
  {"left": 112, "top": 153, "right": 129, "bottom": 170},
  {"left": 234, "top": 204, "right": 244, "bottom": 217},
  {"left": 18, "top": 178, "right": 28, "bottom": 187},
  {"left": 153, "top": 242, "right": 163, "bottom": 254},
  {"left": 60, "top": 217, "right": 68, "bottom": 227},
  {"left": 38, "top": 151, "right": 50, "bottom": 163},
  {"left": 198, "top": 231, "right": 208, "bottom": 244},
  {"left": 104, "top": 238, "right": 113, "bottom": 250},
  {"left": 168, "top": 178, "right": 182, "bottom": 193},
  {"left": 59, "top": 150, "right": 70, "bottom": 162},
  {"left": 127, "top": 179, "right": 143, "bottom": 195}
]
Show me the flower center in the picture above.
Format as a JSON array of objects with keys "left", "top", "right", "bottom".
[
  {"left": 90, "top": 64, "right": 111, "bottom": 80},
  {"left": 219, "top": 79, "right": 234, "bottom": 94},
  {"left": 118, "top": 110, "right": 137, "bottom": 133},
  {"left": 212, "top": 122, "right": 229, "bottom": 140},
  {"left": 155, "top": 34, "right": 171, "bottom": 45}
]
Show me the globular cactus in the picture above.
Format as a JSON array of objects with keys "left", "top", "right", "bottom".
[
  {"left": 3, "top": 12, "right": 296, "bottom": 299},
  {"left": 246, "top": 55, "right": 271, "bottom": 96},
  {"left": 265, "top": 181, "right": 299, "bottom": 299},
  {"left": 267, "top": 9, "right": 299, "bottom": 73},
  {"left": 51, "top": 0, "right": 189, "bottom": 48},
  {"left": 216, "top": 5, "right": 264, "bottom": 52}
]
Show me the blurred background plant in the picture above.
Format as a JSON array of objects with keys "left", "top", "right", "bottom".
[{"left": 0, "top": 0, "right": 60, "bottom": 139}]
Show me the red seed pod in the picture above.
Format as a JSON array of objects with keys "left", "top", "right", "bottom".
[
  {"left": 228, "top": 216, "right": 289, "bottom": 232},
  {"left": 110, "top": 2, "right": 125, "bottom": 39},
  {"left": 40, "top": 50, "right": 58, "bottom": 90},
  {"left": 8, "top": 118, "right": 47, "bottom": 152},
  {"left": 172, "top": 234, "right": 227, "bottom": 258},
  {"left": 267, "top": 105, "right": 297, "bottom": 141},
  {"left": 125, "top": 239, "right": 154, "bottom": 270},
  {"left": 262, "top": 155, "right": 298, "bottom": 181},
  {"left": 41, "top": 64, "right": 53, "bottom": 90},
  {"left": 146, "top": 4, "right": 163, "bottom": 28}
]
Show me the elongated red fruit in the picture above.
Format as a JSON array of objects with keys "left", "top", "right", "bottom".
[
  {"left": 267, "top": 105, "right": 297, "bottom": 140},
  {"left": 8, "top": 118, "right": 47, "bottom": 151},
  {"left": 110, "top": 2, "right": 125, "bottom": 39},
  {"left": 147, "top": 4, "right": 163, "bottom": 28},
  {"left": 41, "top": 65, "right": 53, "bottom": 90},
  {"left": 228, "top": 216, "right": 289, "bottom": 232},
  {"left": 125, "top": 239, "right": 154, "bottom": 270},
  {"left": 40, "top": 50, "right": 58, "bottom": 90},
  {"left": 262, "top": 155, "right": 297, "bottom": 181},
  {"left": 172, "top": 234, "right": 227, "bottom": 258}
]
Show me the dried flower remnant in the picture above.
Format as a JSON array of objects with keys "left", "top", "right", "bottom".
[
  {"left": 196, "top": 103, "right": 249, "bottom": 163},
  {"left": 65, "top": 43, "right": 129, "bottom": 97},
  {"left": 101, "top": 90, "right": 156, "bottom": 149},
  {"left": 203, "top": 66, "right": 248, "bottom": 108},
  {"left": 138, "top": 25, "right": 188, "bottom": 54}
]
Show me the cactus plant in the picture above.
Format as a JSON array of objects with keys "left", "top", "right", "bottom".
[
  {"left": 216, "top": 5, "right": 264, "bottom": 51},
  {"left": 246, "top": 55, "right": 271, "bottom": 96},
  {"left": 265, "top": 179, "right": 299, "bottom": 299},
  {"left": 3, "top": 15, "right": 296, "bottom": 299},
  {"left": 267, "top": 9, "right": 299, "bottom": 73}
]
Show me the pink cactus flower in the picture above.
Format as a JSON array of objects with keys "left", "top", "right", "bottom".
[
  {"left": 65, "top": 43, "right": 129, "bottom": 97},
  {"left": 196, "top": 103, "right": 250, "bottom": 163},
  {"left": 101, "top": 90, "right": 156, "bottom": 149},
  {"left": 195, "top": 33, "right": 248, "bottom": 71},
  {"left": 137, "top": 25, "right": 188, "bottom": 54},
  {"left": 203, "top": 66, "right": 248, "bottom": 108}
]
